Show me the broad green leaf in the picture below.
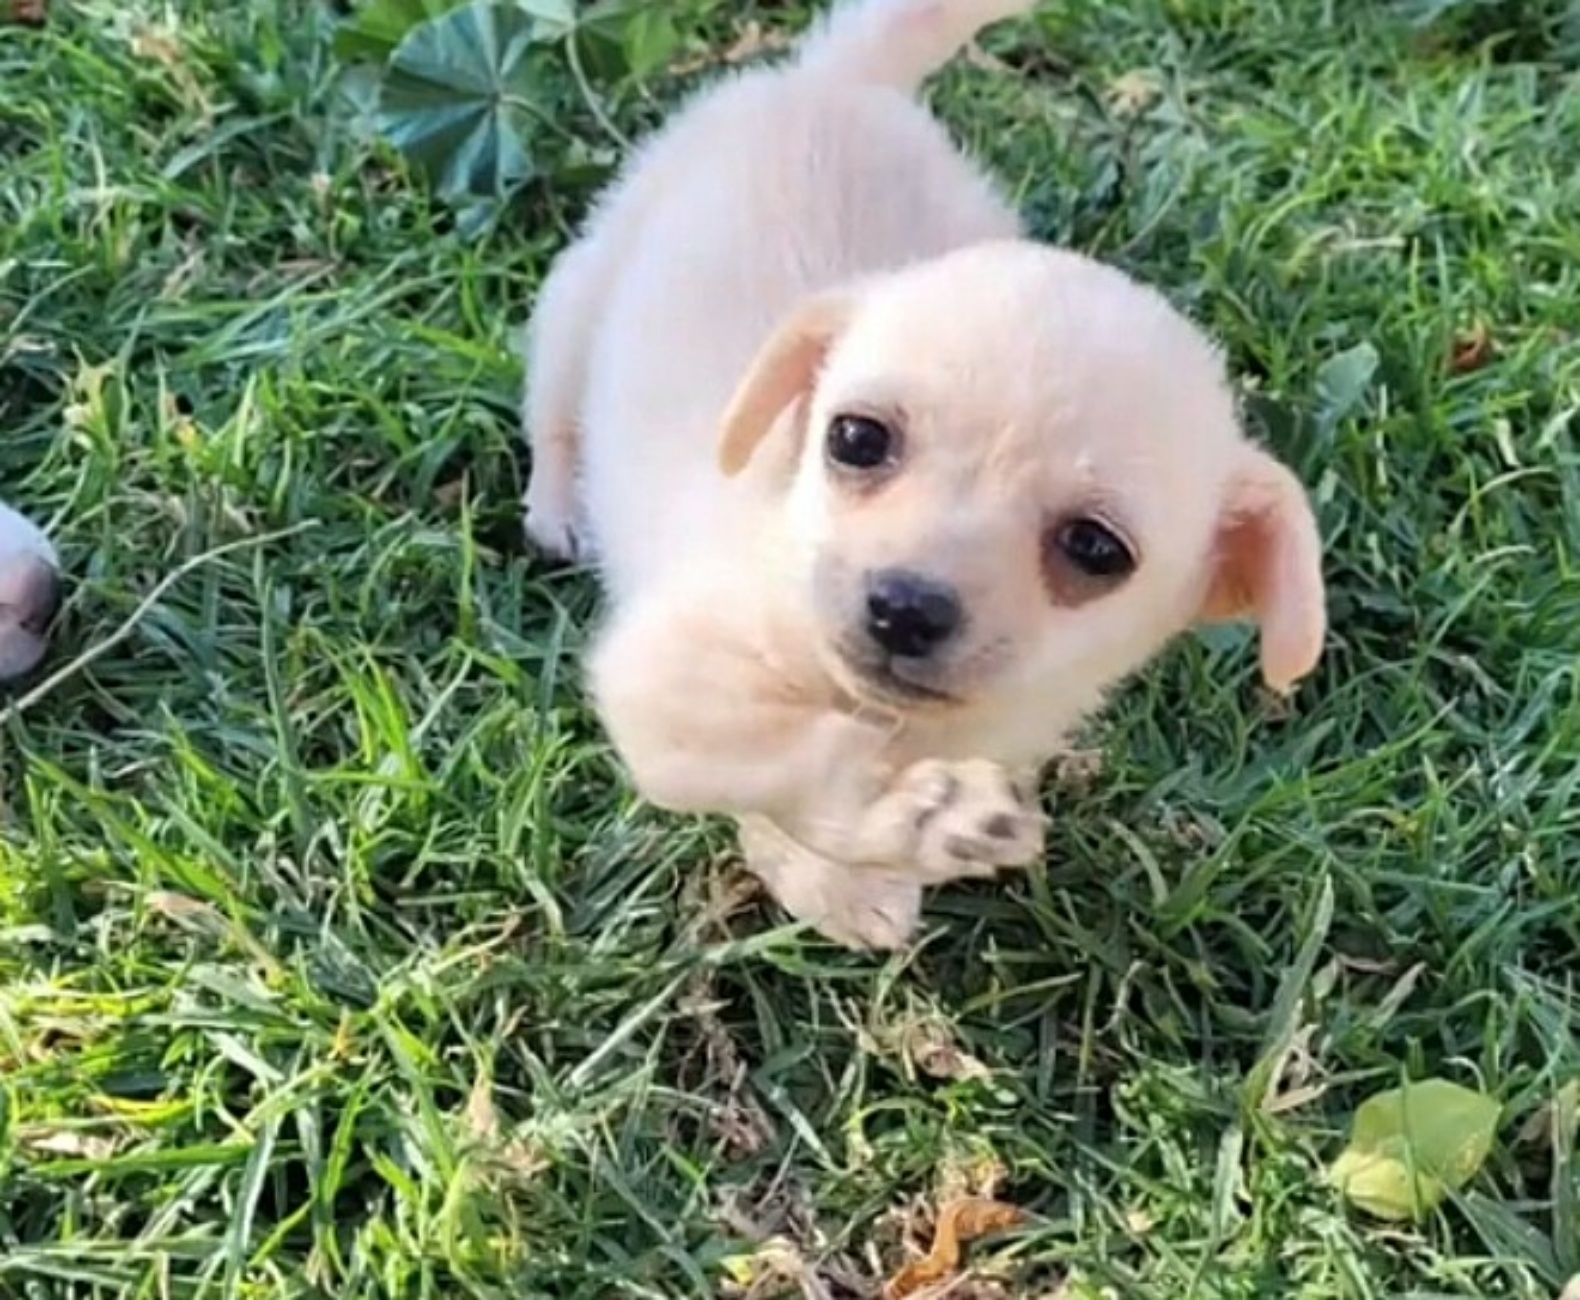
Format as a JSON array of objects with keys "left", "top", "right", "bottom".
[
  {"left": 1314, "top": 341, "right": 1379, "bottom": 431},
  {"left": 1329, "top": 1077, "right": 1501, "bottom": 1221},
  {"left": 333, "top": 0, "right": 472, "bottom": 65},
  {"left": 513, "top": 0, "right": 578, "bottom": 40},
  {"left": 617, "top": 7, "right": 681, "bottom": 81},
  {"left": 573, "top": 0, "right": 666, "bottom": 84},
  {"left": 376, "top": 1, "right": 546, "bottom": 200}
]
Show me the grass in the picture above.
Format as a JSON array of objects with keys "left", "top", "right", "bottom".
[{"left": 2, "top": 0, "right": 1578, "bottom": 1295}]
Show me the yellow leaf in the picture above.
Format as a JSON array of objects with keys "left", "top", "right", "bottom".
[{"left": 1329, "top": 1077, "right": 1500, "bottom": 1221}]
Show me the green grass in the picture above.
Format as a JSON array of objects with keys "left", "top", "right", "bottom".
[{"left": 2, "top": 0, "right": 1578, "bottom": 1296}]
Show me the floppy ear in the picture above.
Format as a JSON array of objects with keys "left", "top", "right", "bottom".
[
  {"left": 718, "top": 295, "right": 850, "bottom": 477},
  {"left": 1197, "top": 450, "right": 1327, "bottom": 693}
]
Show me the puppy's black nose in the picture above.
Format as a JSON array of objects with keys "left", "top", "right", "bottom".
[{"left": 865, "top": 569, "right": 962, "bottom": 659}]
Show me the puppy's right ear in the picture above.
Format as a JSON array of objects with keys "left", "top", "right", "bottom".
[{"left": 718, "top": 295, "right": 851, "bottom": 477}]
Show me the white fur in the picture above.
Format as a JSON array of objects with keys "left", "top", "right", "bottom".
[
  {"left": 522, "top": 0, "right": 1326, "bottom": 948},
  {"left": 0, "top": 500, "right": 60, "bottom": 683}
]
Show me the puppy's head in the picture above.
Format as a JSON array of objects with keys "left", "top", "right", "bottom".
[{"left": 719, "top": 241, "right": 1325, "bottom": 719}]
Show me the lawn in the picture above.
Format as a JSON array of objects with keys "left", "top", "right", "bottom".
[{"left": 2, "top": 0, "right": 1578, "bottom": 1296}]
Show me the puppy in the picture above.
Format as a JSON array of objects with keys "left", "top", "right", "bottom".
[
  {"left": 0, "top": 501, "right": 60, "bottom": 684},
  {"left": 522, "top": 0, "right": 1326, "bottom": 948}
]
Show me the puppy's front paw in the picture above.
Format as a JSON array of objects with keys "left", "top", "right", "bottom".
[
  {"left": 881, "top": 759, "right": 1046, "bottom": 882},
  {"left": 810, "top": 870, "right": 923, "bottom": 951},
  {"left": 740, "top": 815, "right": 922, "bottom": 951}
]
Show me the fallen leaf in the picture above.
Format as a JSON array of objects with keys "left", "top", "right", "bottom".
[
  {"left": 1314, "top": 341, "right": 1380, "bottom": 430},
  {"left": 1106, "top": 68, "right": 1162, "bottom": 115},
  {"left": 20, "top": 1128, "right": 117, "bottom": 1161},
  {"left": 1051, "top": 748, "right": 1103, "bottom": 794},
  {"left": 1123, "top": 1207, "right": 1156, "bottom": 1236},
  {"left": 1328, "top": 1077, "right": 1501, "bottom": 1221},
  {"left": 884, "top": 1198, "right": 1026, "bottom": 1300},
  {"left": 130, "top": 25, "right": 184, "bottom": 66},
  {"left": 1516, "top": 1079, "right": 1579, "bottom": 1148},
  {"left": 464, "top": 1069, "right": 500, "bottom": 1143},
  {"left": 901, "top": 1017, "right": 992, "bottom": 1083},
  {"left": 937, "top": 1153, "right": 1009, "bottom": 1204},
  {"left": 716, "top": 1236, "right": 816, "bottom": 1299},
  {"left": 6, "top": 0, "right": 45, "bottom": 24},
  {"left": 720, "top": 19, "right": 789, "bottom": 64},
  {"left": 671, "top": 20, "right": 792, "bottom": 75},
  {"left": 434, "top": 477, "right": 468, "bottom": 510},
  {"left": 1449, "top": 321, "right": 1494, "bottom": 374},
  {"left": 963, "top": 41, "right": 1013, "bottom": 74}
]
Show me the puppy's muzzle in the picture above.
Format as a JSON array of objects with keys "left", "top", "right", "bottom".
[{"left": 864, "top": 568, "right": 962, "bottom": 659}]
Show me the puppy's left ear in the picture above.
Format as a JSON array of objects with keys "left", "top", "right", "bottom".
[
  {"left": 718, "top": 295, "right": 851, "bottom": 477},
  {"left": 1197, "top": 449, "right": 1326, "bottom": 693}
]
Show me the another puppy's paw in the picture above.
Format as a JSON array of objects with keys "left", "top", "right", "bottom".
[
  {"left": 0, "top": 548, "right": 61, "bottom": 684},
  {"left": 521, "top": 486, "right": 582, "bottom": 563},
  {"left": 882, "top": 758, "right": 1046, "bottom": 882},
  {"left": 740, "top": 815, "right": 922, "bottom": 951}
]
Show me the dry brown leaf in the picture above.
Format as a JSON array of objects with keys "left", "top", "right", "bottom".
[
  {"left": 464, "top": 1069, "right": 500, "bottom": 1143},
  {"left": 1449, "top": 321, "right": 1494, "bottom": 374},
  {"left": 129, "top": 23, "right": 213, "bottom": 119},
  {"left": 1338, "top": 953, "right": 1398, "bottom": 976},
  {"left": 6, "top": 0, "right": 44, "bottom": 24},
  {"left": 902, "top": 1018, "right": 991, "bottom": 1083},
  {"left": 1051, "top": 748, "right": 1103, "bottom": 794},
  {"left": 883, "top": 1198, "right": 1027, "bottom": 1300},
  {"left": 673, "top": 970, "right": 778, "bottom": 1158},
  {"left": 146, "top": 889, "right": 284, "bottom": 979},
  {"left": 963, "top": 41, "right": 1012, "bottom": 74},
  {"left": 130, "top": 25, "right": 183, "bottom": 68},
  {"left": 937, "top": 1152, "right": 1009, "bottom": 1204},
  {"left": 671, "top": 20, "right": 793, "bottom": 75},
  {"left": 1123, "top": 1207, "right": 1156, "bottom": 1236},
  {"left": 434, "top": 477, "right": 468, "bottom": 511},
  {"left": 1517, "top": 1079, "right": 1580, "bottom": 1147},
  {"left": 1106, "top": 69, "right": 1163, "bottom": 116},
  {"left": 460, "top": 1073, "right": 549, "bottom": 1183},
  {"left": 20, "top": 1127, "right": 118, "bottom": 1161},
  {"left": 684, "top": 863, "right": 761, "bottom": 941},
  {"left": 720, "top": 19, "right": 790, "bottom": 64},
  {"left": 147, "top": 890, "right": 225, "bottom": 930}
]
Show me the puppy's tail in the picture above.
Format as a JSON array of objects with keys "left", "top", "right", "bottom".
[{"left": 795, "top": 0, "right": 1036, "bottom": 95}]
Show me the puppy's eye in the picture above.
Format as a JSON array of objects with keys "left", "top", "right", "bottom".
[
  {"left": 826, "top": 414, "right": 897, "bottom": 471},
  {"left": 1042, "top": 515, "right": 1137, "bottom": 607},
  {"left": 1057, "top": 518, "right": 1135, "bottom": 578}
]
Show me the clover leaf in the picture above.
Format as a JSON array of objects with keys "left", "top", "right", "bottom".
[{"left": 376, "top": 1, "right": 549, "bottom": 200}]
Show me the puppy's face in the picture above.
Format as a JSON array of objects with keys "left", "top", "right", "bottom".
[{"left": 719, "top": 242, "right": 1325, "bottom": 719}]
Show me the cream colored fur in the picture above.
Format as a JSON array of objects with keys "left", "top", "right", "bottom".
[{"left": 522, "top": 0, "right": 1327, "bottom": 949}]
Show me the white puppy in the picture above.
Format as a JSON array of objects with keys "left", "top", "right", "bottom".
[
  {"left": 0, "top": 501, "right": 60, "bottom": 684},
  {"left": 522, "top": 0, "right": 1326, "bottom": 948}
]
